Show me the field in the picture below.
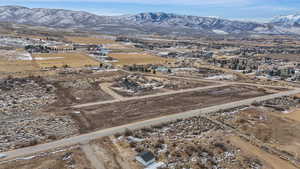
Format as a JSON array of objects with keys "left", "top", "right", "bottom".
[
  {"left": 0, "top": 59, "right": 39, "bottom": 73},
  {"left": 0, "top": 147, "right": 92, "bottom": 169},
  {"left": 32, "top": 52, "right": 100, "bottom": 68},
  {"left": 110, "top": 75, "right": 215, "bottom": 97},
  {"left": 257, "top": 54, "right": 300, "bottom": 62},
  {"left": 229, "top": 136, "right": 297, "bottom": 169},
  {"left": 109, "top": 48, "right": 144, "bottom": 53},
  {"left": 109, "top": 52, "right": 173, "bottom": 66},
  {"left": 211, "top": 104, "right": 300, "bottom": 165},
  {"left": 114, "top": 112, "right": 297, "bottom": 169},
  {"left": 72, "top": 85, "right": 275, "bottom": 133},
  {"left": 0, "top": 50, "right": 39, "bottom": 73},
  {"left": 282, "top": 109, "right": 300, "bottom": 122},
  {"left": 65, "top": 36, "right": 115, "bottom": 44}
]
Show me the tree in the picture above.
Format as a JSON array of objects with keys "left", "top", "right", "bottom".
[{"left": 63, "top": 64, "right": 69, "bottom": 68}]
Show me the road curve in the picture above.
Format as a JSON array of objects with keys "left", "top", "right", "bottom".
[{"left": 2, "top": 88, "right": 300, "bottom": 162}]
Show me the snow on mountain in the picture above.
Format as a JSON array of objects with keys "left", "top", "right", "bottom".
[
  {"left": 0, "top": 5, "right": 292, "bottom": 35},
  {"left": 271, "top": 14, "right": 300, "bottom": 27},
  {"left": 118, "top": 12, "right": 271, "bottom": 34}
]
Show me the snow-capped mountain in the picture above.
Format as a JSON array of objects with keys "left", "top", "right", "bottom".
[
  {"left": 271, "top": 14, "right": 300, "bottom": 27},
  {"left": 119, "top": 12, "right": 270, "bottom": 34},
  {"left": 0, "top": 5, "right": 112, "bottom": 28},
  {"left": 0, "top": 5, "right": 289, "bottom": 35}
]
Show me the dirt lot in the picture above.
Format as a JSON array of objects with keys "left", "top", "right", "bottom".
[
  {"left": 50, "top": 79, "right": 113, "bottom": 107},
  {"left": 258, "top": 54, "right": 300, "bottom": 62},
  {"left": 110, "top": 74, "right": 215, "bottom": 97},
  {"left": 282, "top": 109, "right": 300, "bottom": 122},
  {"left": 0, "top": 147, "right": 93, "bottom": 169},
  {"left": 109, "top": 52, "right": 173, "bottom": 66},
  {"left": 0, "top": 52, "right": 100, "bottom": 73},
  {"left": 32, "top": 52, "right": 99, "bottom": 68},
  {"left": 65, "top": 36, "right": 115, "bottom": 44},
  {"left": 0, "top": 71, "right": 127, "bottom": 152},
  {"left": 82, "top": 137, "right": 138, "bottom": 169},
  {"left": 0, "top": 59, "right": 39, "bottom": 73},
  {"left": 211, "top": 105, "right": 300, "bottom": 164},
  {"left": 113, "top": 114, "right": 295, "bottom": 169},
  {"left": 44, "top": 71, "right": 129, "bottom": 107},
  {"left": 73, "top": 85, "right": 274, "bottom": 133},
  {"left": 229, "top": 136, "right": 298, "bottom": 169}
]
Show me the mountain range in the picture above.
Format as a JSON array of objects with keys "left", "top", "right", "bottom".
[{"left": 0, "top": 5, "right": 300, "bottom": 36}]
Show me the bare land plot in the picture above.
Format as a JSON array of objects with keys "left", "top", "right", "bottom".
[
  {"left": 110, "top": 75, "right": 216, "bottom": 97},
  {"left": 49, "top": 78, "right": 113, "bottom": 107},
  {"left": 0, "top": 59, "right": 39, "bottom": 73},
  {"left": 0, "top": 147, "right": 93, "bottom": 169},
  {"left": 109, "top": 48, "right": 144, "bottom": 53},
  {"left": 258, "top": 54, "right": 300, "bottom": 62},
  {"left": 211, "top": 106, "right": 300, "bottom": 164},
  {"left": 43, "top": 71, "right": 128, "bottom": 107},
  {"left": 32, "top": 53, "right": 100, "bottom": 68},
  {"left": 65, "top": 36, "right": 115, "bottom": 44},
  {"left": 115, "top": 115, "right": 287, "bottom": 169},
  {"left": 109, "top": 52, "right": 173, "bottom": 66},
  {"left": 230, "top": 136, "right": 298, "bottom": 169},
  {"left": 282, "top": 109, "right": 300, "bottom": 122},
  {"left": 73, "top": 85, "right": 275, "bottom": 133},
  {"left": 104, "top": 41, "right": 143, "bottom": 53}
]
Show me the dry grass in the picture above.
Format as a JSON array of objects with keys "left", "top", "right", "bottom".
[
  {"left": 109, "top": 52, "right": 173, "bottom": 66},
  {"left": 105, "top": 43, "right": 134, "bottom": 49},
  {"left": 282, "top": 109, "right": 300, "bottom": 122},
  {"left": 0, "top": 148, "right": 92, "bottom": 169},
  {"left": 110, "top": 48, "right": 144, "bottom": 53},
  {"left": 0, "top": 59, "right": 39, "bottom": 73},
  {"left": 230, "top": 136, "right": 298, "bottom": 169},
  {"left": 65, "top": 36, "right": 115, "bottom": 44},
  {"left": 32, "top": 52, "right": 100, "bottom": 68}
]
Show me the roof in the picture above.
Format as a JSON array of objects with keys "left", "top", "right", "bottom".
[{"left": 137, "top": 151, "right": 155, "bottom": 162}]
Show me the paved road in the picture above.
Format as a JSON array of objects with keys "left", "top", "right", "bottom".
[
  {"left": 73, "top": 83, "right": 228, "bottom": 108},
  {"left": 2, "top": 88, "right": 300, "bottom": 162}
]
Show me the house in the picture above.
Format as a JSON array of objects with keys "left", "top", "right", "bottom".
[{"left": 136, "top": 151, "right": 155, "bottom": 167}]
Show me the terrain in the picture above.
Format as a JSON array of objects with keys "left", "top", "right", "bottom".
[
  {"left": 0, "top": 5, "right": 299, "bottom": 36},
  {"left": 1, "top": 12, "right": 300, "bottom": 169}
]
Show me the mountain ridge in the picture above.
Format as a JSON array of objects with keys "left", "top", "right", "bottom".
[{"left": 0, "top": 5, "right": 297, "bottom": 35}]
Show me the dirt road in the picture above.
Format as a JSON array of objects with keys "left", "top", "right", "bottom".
[
  {"left": 99, "top": 83, "right": 124, "bottom": 100},
  {"left": 73, "top": 83, "right": 229, "bottom": 108},
  {"left": 81, "top": 144, "right": 105, "bottom": 169}
]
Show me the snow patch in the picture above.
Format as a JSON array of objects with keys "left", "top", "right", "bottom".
[
  {"left": 34, "top": 57, "right": 64, "bottom": 60},
  {"left": 213, "top": 29, "right": 228, "bottom": 35}
]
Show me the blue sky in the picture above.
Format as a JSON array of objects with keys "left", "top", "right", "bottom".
[{"left": 0, "top": 0, "right": 300, "bottom": 22}]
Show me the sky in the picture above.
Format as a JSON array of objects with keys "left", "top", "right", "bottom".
[{"left": 0, "top": 0, "right": 300, "bottom": 22}]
